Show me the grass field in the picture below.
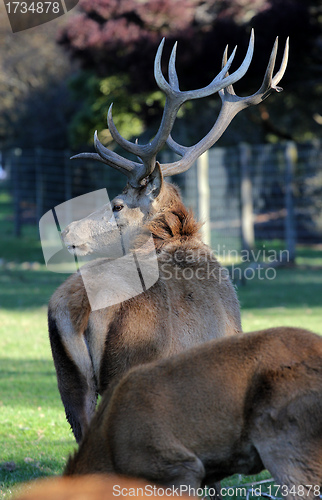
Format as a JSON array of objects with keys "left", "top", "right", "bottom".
[{"left": 0, "top": 188, "right": 322, "bottom": 499}]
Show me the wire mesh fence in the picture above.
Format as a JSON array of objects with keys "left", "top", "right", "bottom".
[
  {"left": 1, "top": 140, "right": 322, "bottom": 262},
  {"left": 2, "top": 147, "right": 125, "bottom": 237},
  {"left": 170, "top": 140, "right": 322, "bottom": 261}
]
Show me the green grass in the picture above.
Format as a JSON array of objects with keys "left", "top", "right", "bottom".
[
  {"left": 240, "top": 265, "right": 322, "bottom": 333},
  {"left": 0, "top": 266, "right": 73, "bottom": 499},
  {"left": 0, "top": 307, "right": 76, "bottom": 499},
  {"left": 0, "top": 187, "right": 321, "bottom": 499},
  {"left": 0, "top": 189, "right": 74, "bottom": 499}
]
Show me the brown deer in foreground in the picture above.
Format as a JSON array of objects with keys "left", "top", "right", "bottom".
[
  {"left": 65, "top": 327, "right": 322, "bottom": 499},
  {"left": 48, "top": 31, "right": 289, "bottom": 443},
  {"left": 14, "top": 475, "right": 184, "bottom": 500}
]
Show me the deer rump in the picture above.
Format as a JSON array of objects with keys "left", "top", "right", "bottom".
[
  {"left": 48, "top": 190, "right": 241, "bottom": 443},
  {"left": 65, "top": 327, "right": 322, "bottom": 499}
]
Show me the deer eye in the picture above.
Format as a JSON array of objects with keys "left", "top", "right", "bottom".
[{"left": 113, "top": 204, "right": 124, "bottom": 212}]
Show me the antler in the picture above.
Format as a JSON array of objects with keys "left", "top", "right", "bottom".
[
  {"left": 163, "top": 36, "right": 289, "bottom": 176},
  {"left": 72, "top": 31, "right": 256, "bottom": 188}
]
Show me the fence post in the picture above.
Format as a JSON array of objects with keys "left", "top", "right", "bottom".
[
  {"left": 284, "top": 142, "right": 297, "bottom": 263},
  {"left": 64, "top": 149, "right": 72, "bottom": 202},
  {"left": 12, "top": 148, "right": 22, "bottom": 237},
  {"left": 239, "top": 143, "right": 254, "bottom": 252},
  {"left": 35, "top": 147, "right": 44, "bottom": 223},
  {"left": 197, "top": 150, "right": 211, "bottom": 246}
]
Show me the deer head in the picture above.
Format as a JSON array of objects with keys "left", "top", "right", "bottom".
[{"left": 61, "top": 31, "right": 289, "bottom": 257}]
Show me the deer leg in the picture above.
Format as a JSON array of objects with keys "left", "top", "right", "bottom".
[
  {"left": 208, "top": 482, "right": 223, "bottom": 500},
  {"left": 166, "top": 458, "right": 205, "bottom": 491},
  {"left": 258, "top": 445, "right": 321, "bottom": 500},
  {"left": 269, "top": 471, "right": 320, "bottom": 500},
  {"left": 48, "top": 309, "right": 97, "bottom": 443},
  {"left": 116, "top": 442, "right": 205, "bottom": 493},
  {"left": 153, "top": 448, "right": 205, "bottom": 493}
]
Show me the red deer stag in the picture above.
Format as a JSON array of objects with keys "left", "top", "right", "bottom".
[
  {"left": 48, "top": 31, "right": 289, "bottom": 443},
  {"left": 65, "top": 327, "right": 322, "bottom": 500}
]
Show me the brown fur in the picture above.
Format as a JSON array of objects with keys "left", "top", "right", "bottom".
[
  {"left": 65, "top": 327, "right": 322, "bottom": 499},
  {"left": 48, "top": 181, "right": 241, "bottom": 443},
  {"left": 13, "top": 475, "right": 185, "bottom": 500},
  {"left": 146, "top": 203, "right": 202, "bottom": 251},
  {"left": 53, "top": 273, "right": 91, "bottom": 334}
]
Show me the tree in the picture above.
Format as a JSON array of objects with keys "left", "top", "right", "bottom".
[
  {"left": 0, "top": 9, "right": 76, "bottom": 149},
  {"left": 58, "top": 0, "right": 322, "bottom": 147}
]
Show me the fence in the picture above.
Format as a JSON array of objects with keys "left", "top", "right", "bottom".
[
  {"left": 2, "top": 147, "right": 125, "bottom": 237},
  {"left": 1, "top": 141, "right": 322, "bottom": 260},
  {"left": 166, "top": 140, "right": 322, "bottom": 259}
]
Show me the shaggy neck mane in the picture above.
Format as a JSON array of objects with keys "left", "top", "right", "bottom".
[{"left": 145, "top": 184, "right": 202, "bottom": 251}]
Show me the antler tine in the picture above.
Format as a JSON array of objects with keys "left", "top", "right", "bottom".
[
  {"left": 260, "top": 37, "right": 278, "bottom": 93},
  {"left": 93, "top": 131, "right": 147, "bottom": 180},
  {"left": 70, "top": 131, "right": 146, "bottom": 186},
  {"left": 168, "top": 42, "right": 179, "bottom": 91},
  {"left": 272, "top": 37, "right": 289, "bottom": 88},
  {"left": 222, "top": 45, "right": 228, "bottom": 68},
  {"left": 219, "top": 45, "right": 235, "bottom": 96},
  {"left": 135, "top": 138, "right": 144, "bottom": 164},
  {"left": 241, "top": 35, "right": 289, "bottom": 106},
  {"left": 163, "top": 36, "right": 289, "bottom": 177},
  {"left": 255, "top": 36, "right": 288, "bottom": 98},
  {"left": 107, "top": 104, "right": 144, "bottom": 157}
]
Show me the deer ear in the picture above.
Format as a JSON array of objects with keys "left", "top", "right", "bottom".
[{"left": 145, "top": 161, "right": 163, "bottom": 200}]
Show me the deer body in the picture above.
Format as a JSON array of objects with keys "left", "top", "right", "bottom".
[
  {"left": 65, "top": 327, "right": 322, "bottom": 499},
  {"left": 48, "top": 33, "right": 289, "bottom": 443}
]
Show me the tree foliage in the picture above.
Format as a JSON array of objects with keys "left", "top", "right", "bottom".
[
  {"left": 57, "top": 0, "right": 322, "bottom": 147},
  {"left": 0, "top": 7, "right": 75, "bottom": 149},
  {"left": 2, "top": 0, "right": 321, "bottom": 149}
]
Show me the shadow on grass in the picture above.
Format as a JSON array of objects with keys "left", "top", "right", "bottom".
[
  {"left": 2, "top": 262, "right": 322, "bottom": 311},
  {"left": 0, "top": 359, "right": 62, "bottom": 409},
  {"left": 0, "top": 454, "right": 67, "bottom": 485},
  {"left": 0, "top": 268, "right": 67, "bottom": 309},
  {"left": 0, "top": 443, "right": 77, "bottom": 489}
]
